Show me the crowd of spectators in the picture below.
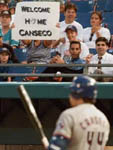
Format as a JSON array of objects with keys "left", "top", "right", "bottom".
[{"left": 0, "top": 0, "right": 113, "bottom": 82}]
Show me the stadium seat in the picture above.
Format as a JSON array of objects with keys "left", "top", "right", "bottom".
[
  {"left": 95, "top": 0, "right": 107, "bottom": 11},
  {"left": 104, "top": 0, "right": 113, "bottom": 12},
  {"left": 70, "top": 0, "right": 94, "bottom": 13},
  {"left": 89, "top": 48, "right": 97, "bottom": 55},
  {"left": 11, "top": 66, "right": 31, "bottom": 81},
  {"left": 103, "top": 12, "right": 113, "bottom": 35},
  {"left": 14, "top": 48, "right": 27, "bottom": 63},
  {"left": 76, "top": 12, "right": 91, "bottom": 28},
  {"left": 107, "top": 49, "right": 113, "bottom": 55},
  {"left": 60, "top": 12, "right": 65, "bottom": 22}
]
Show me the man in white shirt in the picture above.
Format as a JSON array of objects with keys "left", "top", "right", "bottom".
[
  {"left": 88, "top": 37, "right": 113, "bottom": 75},
  {"left": 59, "top": 2, "right": 83, "bottom": 41}
]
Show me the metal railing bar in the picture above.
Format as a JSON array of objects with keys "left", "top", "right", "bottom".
[
  {"left": 0, "top": 73, "right": 113, "bottom": 78},
  {"left": 0, "top": 63, "right": 113, "bottom": 67}
]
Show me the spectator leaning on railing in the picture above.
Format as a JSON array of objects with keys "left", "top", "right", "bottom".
[{"left": 50, "top": 41, "right": 85, "bottom": 81}]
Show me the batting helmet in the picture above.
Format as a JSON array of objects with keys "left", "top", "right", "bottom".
[{"left": 70, "top": 75, "right": 97, "bottom": 99}]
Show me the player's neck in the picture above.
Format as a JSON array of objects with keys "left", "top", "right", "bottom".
[{"left": 70, "top": 97, "right": 84, "bottom": 107}]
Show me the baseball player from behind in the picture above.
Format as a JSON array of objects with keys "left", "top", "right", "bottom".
[{"left": 48, "top": 75, "right": 110, "bottom": 150}]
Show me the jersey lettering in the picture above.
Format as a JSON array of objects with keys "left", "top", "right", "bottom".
[
  {"left": 87, "top": 131, "right": 94, "bottom": 150},
  {"left": 98, "top": 132, "right": 104, "bottom": 145},
  {"left": 80, "top": 116, "right": 105, "bottom": 130},
  {"left": 87, "top": 131, "right": 104, "bottom": 150}
]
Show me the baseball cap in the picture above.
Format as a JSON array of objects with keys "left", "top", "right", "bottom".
[
  {"left": 65, "top": 25, "right": 77, "bottom": 33},
  {"left": 1, "top": 10, "right": 11, "bottom": 17},
  {"left": 0, "top": 47, "right": 11, "bottom": 55}
]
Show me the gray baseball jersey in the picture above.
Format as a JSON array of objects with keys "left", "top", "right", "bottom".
[{"left": 53, "top": 103, "right": 110, "bottom": 150}]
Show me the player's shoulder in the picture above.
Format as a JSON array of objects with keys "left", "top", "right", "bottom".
[
  {"left": 60, "top": 104, "right": 94, "bottom": 123},
  {"left": 59, "top": 106, "right": 77, "bottom": 120},
  {"left": 59, "top": 104, "right": 110, "bottom": 128},
  {"left": 62, "top": 104, "right": 108, "bottom": 119},
  {"left": 61, "top": 104, "right": 92, "bottom": 116},
  {"left": 96, "top": 107, "right": 110, "bottom": 127}
]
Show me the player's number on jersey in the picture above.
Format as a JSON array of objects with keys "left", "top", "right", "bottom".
[{"left": 87, "top": 131, "right": 104, "bottom": 150}]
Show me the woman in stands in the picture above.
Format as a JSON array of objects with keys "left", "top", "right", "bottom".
[{"left": 83, "top": 11, "right": 111, "bottom": 50}]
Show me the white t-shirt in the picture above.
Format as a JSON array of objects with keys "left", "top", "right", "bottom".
[
  {"left": 60, "top": 20, "right": 83, "bottom": 41},
  {"left": 54, "top": 103, "right": 110, "bottom": 150},
  {"left": 83, "top": 27, "right": 111, "bottom": 49},
  {"left": 88, "top": 52, "right": 113, "bottom": 74},
  {"left": 57, "top": 40, "right": 89, "bottom": 59}
]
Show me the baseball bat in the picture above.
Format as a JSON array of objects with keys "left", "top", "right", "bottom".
[{"left": 18, "top": 85, "right": 49, "bottom": 148}]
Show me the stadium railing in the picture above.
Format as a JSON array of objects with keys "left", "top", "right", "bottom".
[{"left": 0, "top": 63, "right": 113, "bottom": 145}]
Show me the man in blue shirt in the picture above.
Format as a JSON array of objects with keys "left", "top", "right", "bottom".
[
  {"left": 50, "top": 40, "right": 85, "bottom": 72},
  {"left": 50, "top": 40, "right": 85, "bottom": 81}
]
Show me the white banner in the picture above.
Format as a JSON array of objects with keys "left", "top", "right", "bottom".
[{"left": 12, "top": 2, "right": 60, "bottom": 40}]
